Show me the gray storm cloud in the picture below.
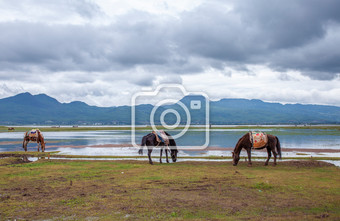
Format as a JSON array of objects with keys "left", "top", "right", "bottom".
[
  {"left": 175, "top": 0, "right": 340, "bottom": 79},
  {"left": 0, "top": 20, "right": 170, "bottom": 73},
  {"left": 0, "top": 0, "right": 339, "bottom": 107},
  {"left": 0, "top": 0, "right": 339, "bottom": 80}
]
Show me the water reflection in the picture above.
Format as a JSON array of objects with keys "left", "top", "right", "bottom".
[{"left": 1, "top": 128, "right": 339, "bottom": 153}]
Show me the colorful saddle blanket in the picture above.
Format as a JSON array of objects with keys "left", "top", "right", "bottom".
[
  {"left": 28, "top": 129, "right": 40, "bottom": 140},
  {"left": 249, "top": 131, "right": 268, "bottom": 149}
]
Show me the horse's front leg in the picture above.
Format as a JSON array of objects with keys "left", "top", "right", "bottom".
[
  {"left": 160, "top": 147, "right": 163, "bottom": 164},
  {"left": 23, "top": 139, "right": 28, "bottom": 152},
  {"left": 265, "top": 148, "right": 271, "bottom": 166},
  {"left": 37, "top": 142, "right": 40, "bottom": 152},
  {"left": 147, "top": 147, "right": 153, "bottom": 165},
  {"left": 165, "top": 146, "right": 169, "bottom": 163},
  {"left": 246, "top": 148, "right": 252, "bottom": 166}
]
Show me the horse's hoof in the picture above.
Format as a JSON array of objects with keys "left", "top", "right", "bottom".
[{"left": 264, "top": 164, "right": 268, "bottom": 166}]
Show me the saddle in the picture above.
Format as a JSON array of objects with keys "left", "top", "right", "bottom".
[
  {"left": 152, "top": 130, "right": 170, "bottom": 146},
  {"left": 28, "top": 129, "right": 40, "bottom": 141},
  {"left": 249, "top": 131, "right": 268, "bottom": 149}
]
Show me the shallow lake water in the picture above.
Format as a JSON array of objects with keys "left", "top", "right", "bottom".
[{"left": 1, "top": 128, "right": 339, "bottom": 156}]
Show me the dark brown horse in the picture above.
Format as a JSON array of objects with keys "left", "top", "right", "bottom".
[
  {"left": 138, "top": 131, "right": 178, "bottom": 165},
  {"left": 23, "top": 129, "right": 46, "bottom": 152},
  {"left": 232, "top": 132, "right": 281, "bottom": 166}
]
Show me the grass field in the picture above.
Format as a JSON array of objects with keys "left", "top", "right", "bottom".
[{"left": 0, "top": 158, "right": 339, "bottom": 220}]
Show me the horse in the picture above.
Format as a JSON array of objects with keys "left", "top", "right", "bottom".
[
  {"left": 23, "top": 129, "right": 46, "bottom": 152},
  {"left": 232, "top": 132, "right": 282, "bottom": 166},
  {"left": 138, "top": 131, "right": 178, "bottom": 165}
]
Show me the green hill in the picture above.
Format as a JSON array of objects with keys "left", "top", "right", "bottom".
[{"left": 0, "top": 92, "right": 339, "bottom": 125}]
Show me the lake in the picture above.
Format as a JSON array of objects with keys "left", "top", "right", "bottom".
[{"left": 1, "top": 128, "right": 339, "bottom": 157}]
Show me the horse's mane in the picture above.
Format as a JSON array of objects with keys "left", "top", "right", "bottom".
[
  {"left": 164, "top": 131, "right": 177, "bottom": 148},
  {"left": 233, "top": 133, "right": 249, "bottom": 153}
]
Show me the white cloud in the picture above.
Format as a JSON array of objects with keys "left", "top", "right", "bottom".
[
  {"left": 182, "top": 65, "right": 340, "bottom": 106},
  {"left": 0, "top": 0, "right": 103, "bottom": 25}
]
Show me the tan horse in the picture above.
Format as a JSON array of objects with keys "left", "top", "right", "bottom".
[{"left": 23, "top": 129, "right": 46, "bottom": 152}]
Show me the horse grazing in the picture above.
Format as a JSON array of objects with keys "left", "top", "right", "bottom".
[
  {"left": 138, "top": 131, "right": 178, "bottom": 165},
  {"left": 23, "top": 129, "right": 46, "bottom": 152},
  {"left": 232, "top": 132, "right": 281, "bottom": 166}
]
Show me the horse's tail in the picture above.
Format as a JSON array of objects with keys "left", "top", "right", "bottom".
[
  {"left": 138, "top": 136, "right": 147, "bottom": 155},
  {"left": 276, "top": 136, "right": 282, "bottom": 159}
]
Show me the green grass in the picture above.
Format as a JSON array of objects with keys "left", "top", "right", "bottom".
[
  {"left": 59, "top": 197, "right": 87, "bottom": 207},
  {"left": 0, "top": 159, "right": 339, "bottom": 220},
  {"left": 296, "top": 153, "right": 309, "bottom": 155},
  {"left": 253, "top": 182, "right": 273, "bottom": 190},
  {"left": 142, "top": 176, "right": 163, "bottom": 180}
]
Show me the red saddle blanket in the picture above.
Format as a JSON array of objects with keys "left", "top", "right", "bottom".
[{"left": 249, "top": 131, "right": 268, "bottom": 148}]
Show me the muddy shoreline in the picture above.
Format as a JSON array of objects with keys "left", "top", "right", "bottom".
[
  {"left": 35, "top": 143, "right": 340, "bottom": 153},
  {"left": 1, "top": 140, "right": 340, "bottom": 153}
]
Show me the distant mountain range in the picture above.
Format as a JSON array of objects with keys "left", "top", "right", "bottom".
[{"left": 0, "top": 92, "right": 339, "bottom": 125}]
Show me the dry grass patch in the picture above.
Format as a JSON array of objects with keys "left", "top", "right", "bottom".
[{"left": 0, "top": 159, "right": 339, "bottom": 220}]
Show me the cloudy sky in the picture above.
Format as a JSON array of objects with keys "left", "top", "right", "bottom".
[{"left": 0, "top": 0, "right": 339, "bottom": 107}]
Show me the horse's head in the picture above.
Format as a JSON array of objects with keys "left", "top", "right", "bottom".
[
  {"left": 170, "top": 148, "right": 178, "bottom": 162},
  {"left": 165, "top": 134, "right": 178, "bottom": 163},
  {"left": 41, "top": 141, "right": 46, "bottom": 152},
  {"left": 232, "top": 151, "right": 240, "bottom": 166}
]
